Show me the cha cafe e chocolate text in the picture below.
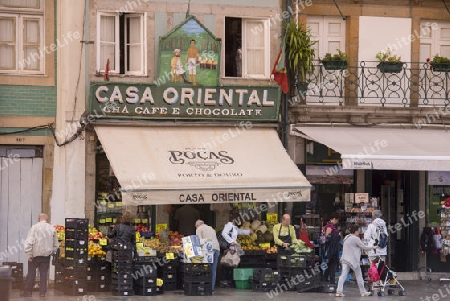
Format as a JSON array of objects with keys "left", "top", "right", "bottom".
[{"left": 94, "top": 85, "right": 275, "bottom": 117}]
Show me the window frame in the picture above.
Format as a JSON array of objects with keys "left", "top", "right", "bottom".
[
  {"left": 0, "top": 0, "right": 44, "bottom": 12},
  {"left": 0, "top": 13, "right": 44, "bottom": 74},
  {"left": 420, "top": 20, "right": 450, "bottom": 61},
  {"left": 96, "top": 11, "right": 146, "bottom": 76},
  {"left": 223, "top": 17, "right": 271, "bottom": 79}
]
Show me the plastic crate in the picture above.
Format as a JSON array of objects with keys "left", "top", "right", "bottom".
[
  {"left": 134, "top": 276, "right": 157, "bottom": 287},
  {"left": 184, "top": 281, "right": 212, "bottom": 296},
  {"left": 234, "top": 280, "right": 251, "bottom": 289},
  {"left": 134, "top": 285, "right": 158, "bottom": 296},
  {"left": 65, "top": 218, "right": 89, "bottom": 229},
  {"left": 253, "top": 268, "right": 278, "bottom": 282},
  {"left": 65, "top": 239, "right": 87, "bottom": 248},
  {"left": 233, "top": 268, "right": 253, "bottom": 281},
  {"left": 183, "top": 263, "right": 212, "bottom": 273},
  {"left": 135, "top": 256, "right": 158, "bottom": 263},
  {"left": 239, "top": 255, "right": 266, "bottom": 268},
  {"left": 295, "top": 272, "right": 321, "bottom": 293},
  {"left": 184, "top": 271, "right": 212, "bottom": 282},
  {"left": 134, "top": 264, "right": 157, "bottom": 277},
  {"left": 112, "top": 278, "right": 134, "bottom": 286},
  {"left": 163, "top": 279, "right": 177, "bottom": 291},
  {"left": 277, "top": 255, "right": 307, "bottom": 268},
  {"left": 64, "top": 230, "right": 88, "bottom": 240},
  {"left": 111, "top": 272, "right": 133, "bottom": 281},
  {"left": 112, "top": 288, "right": 134, "bottom": 296},
  {"left": 252, "top": 281, "right": 278, "bottom": 292}
]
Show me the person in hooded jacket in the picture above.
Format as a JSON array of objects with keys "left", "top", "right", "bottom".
[
  {"left": 108, "top": 211, "right": 137, "bottom": 258},
  {"left": 364, "top": 210, "right": 388, "bottom": 262}
]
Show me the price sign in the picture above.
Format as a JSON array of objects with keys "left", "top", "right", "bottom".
[
  {"left": 259, "top": 243, "right": 270, "bottom": 248},
  {"left": 116, "top": 202, "right": 122, "bottom": 207},
  {"left": 105, "top": 217, "right": 112, "bottom": 223},
  {"left": 156, "top": 224, "right": 167, "bottom": 233},
  {"left": 99, "top": 218, "right": 105, "bottom": 224},
  {"left": 142, "top": 218, "right": 148, "bottom": 223},
  {"left": 135, "top": 219, "right": 141, "bottom": 224},
  {"left": 166, "top": 252, "right": 175, "bottom": 260},
  {"left": 266, "top": 214, "right": 278, "bottom": 223},
  {"left": 107, "top": 203, "right": 115, "bottom": 209},
  {"left": 99, "top": 239, "right": 107, "bottom": 246},
  {"left": 113, "top": 218, "right": 117, "bottom": 223}
]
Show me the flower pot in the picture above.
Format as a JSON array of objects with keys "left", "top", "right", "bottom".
[
  {"left": 322, "top": 60, "right": 348, "bottom": 70},
  {"left": 430, "top": 62, "right": 450, "bottom": 72},
  {"left": 377, "top": 62, "right": 403, "bottom": 74}
]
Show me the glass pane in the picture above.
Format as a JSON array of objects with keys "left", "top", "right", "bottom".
[
  {"left": 23, "top": 46, "right": 39, "bottom": 70},
  {"left": 0, "top": 18, "right": 15, "bottom": 42},
  {"left": 420, "top": 25, "right": 432, "bottom": 38},
  {"left": 24, "top": 19, "right": 39, "bottom": 44},
  {"left": 327, "top": 41, "right": 340, "bottom": 54},
  {"left": 0, "top": 0, "right": 39, "bottom": 8},
  {"left": 127, "top": 16, "right": 140, "bottom": 44},
  {"left": 440, "top": 45, "right": 450, "bottom": 58},
  {"left": 127, "top": 44, "right": 141, "bottom": 72},
  {"left": 419, "top": 44, "right": 431, "bottom": 62},
  {"left": 328, "top": 23, "right": 341, "bottom": 36},
  {"left": 441, "top": 28, "right": 450, "bottom": 40},
  {"left": 100, "top": 16, "right": 115, "bottom": 43},
  {"left": 245, "top": 20, "right": 265, "bottom": 48},
  {"left": 0, "top": 45, "right": 15, "bottom": 69},
  {"left": 100, "top": 44, "right": 115, "bottom": 70},
  {"left": 247, "top": 49, "right": 264, "bottom": 74},
  {"left": 307, "top": 22, "right": 320, "bottom": 36}
]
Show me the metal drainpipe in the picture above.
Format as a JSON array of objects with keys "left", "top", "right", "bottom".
[
  {"left": 283, "top": 0, "right": 290, "bottom": 150},
  {"left": 84, "top": 0, "right": 89, "bottom": 110}
]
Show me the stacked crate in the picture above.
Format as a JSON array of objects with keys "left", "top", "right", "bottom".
[
  {"left": 133, "top": 258, "right": 159, "bottom": 296},
  {"left": 2, "top": 262, "right": 23, "bottom": 289},
  {"left": 277, "top": 253, "right": 321, "bottom": 293},
  {"left": 53, "top": 259, "right": 65, "bottom": 291},
  {"left": 86, "top": 257, "right": 111, "bottom": 292},
  {"left": 63, "top": 218, "right": 89, "bottom": 296},
  {"left": 157, "top": 258, "right": 179, "bottom": 291},
  {"left": 251, "top": 268, "right": 278, "bottom": 292},
  {"left": 183, "top": 263, "right": 212, "bottom": 296},
  {"left": 111, "top": 243, "right": 134, "bottom": 296}
]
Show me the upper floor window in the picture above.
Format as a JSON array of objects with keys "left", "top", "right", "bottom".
[
  {"left": 420, "top": 20, "right": 450, "bottom": 61},
  {"left": 0, "top": 13, "right": 43, "bottom": 74},
  {"left": 224, "top": 17, "right": 270, "bottom": 78},
  {"left": 97, "top": 12, "right": 146, "bottom": 76},
  {"left": 0, "top": 0, "right": 42, "bottom": 10},
  {"left": 307, "top": 16, "right": 346, "bottom": 59}
]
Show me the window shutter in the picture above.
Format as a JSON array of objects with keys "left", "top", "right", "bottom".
[{"left": 0, "top": 16, "right": 16, "bottom": 70}]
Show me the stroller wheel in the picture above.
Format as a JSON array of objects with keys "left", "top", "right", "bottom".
[
  {"left": 388, "top": 289, "right": 394, "bottom": 295},
  {"left": 399, "top": 290, "right": 406, "bottom": 296},
  {"left": 378, "top": 291, "right": 385, "bottom": 297}
]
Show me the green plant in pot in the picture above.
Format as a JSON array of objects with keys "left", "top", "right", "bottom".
[
  {"left": 428, "top": 55, "right": 450, "bottom": 72},
  {"left": 284, "top": 20, "right": 316, "bottom": 97},
  {"left": 375, "top": 48, "right": 403, "bottom": 73},
  {"left": 321, "top": 49, "right": 349, "bottom": 70}
]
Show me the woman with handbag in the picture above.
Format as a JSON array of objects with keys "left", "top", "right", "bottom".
[{"left": 321, "top": 212, "right": 341, "bottom": 285}]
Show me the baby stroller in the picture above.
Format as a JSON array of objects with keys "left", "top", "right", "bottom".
[{"left": 367, "top": 257, "right": 406, "bottom": 296}]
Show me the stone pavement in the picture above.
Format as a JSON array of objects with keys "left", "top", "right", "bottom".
[{"left": 8, "top": 280, "right": 450, "bottom": 301}]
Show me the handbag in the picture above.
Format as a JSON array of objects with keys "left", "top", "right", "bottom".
[
  {"left": 298, "top": 219, "right": 314, "bottom": 249},
  {"left": 217, "top": 228, "right": 233, "bottom": 250},
  {"left": 220, "top": 249, "right": 240, "bottom": 267}
]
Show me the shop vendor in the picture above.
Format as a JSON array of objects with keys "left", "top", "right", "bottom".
[{"left": 273, "top": 214, "right": 298, "bottom": 255}]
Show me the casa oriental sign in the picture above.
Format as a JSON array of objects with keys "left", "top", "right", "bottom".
[{"left": 89, "top": 82, "right": 280, "bottom": 122}]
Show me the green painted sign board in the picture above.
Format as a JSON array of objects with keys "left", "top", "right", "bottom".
[{"left": 89, "top": 82, "right": 280, "bottom": 122}]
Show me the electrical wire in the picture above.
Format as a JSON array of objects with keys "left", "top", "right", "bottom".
[
  {"left": 0, "top": 124, "right": 51, "bottom": 135},
  {"left": 443, "top": 0, "right": 450, "bottom": 13}
]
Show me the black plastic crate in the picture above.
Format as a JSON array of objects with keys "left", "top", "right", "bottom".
[
  {"left": 65, "top": 218, "right": 89, "bottom": 230},
  {"left": 62, "top": 279, "right": 87, "bottom": 296},
  {"left": 112, "top": 288, "right": 134, "bottom": 296},
  {"left": 64, "top": 266, "right": 87, "bottom": 277},
  {"left": 113, "top": 251, "right": 133, "bottom": 260},
  {"left": 65, "top": 238, "right": 87, "bottom": 248},
  {"left": 134, "top": 263, "right": 157, "bottom": 277},
  {"left": 64, "top": 256, "right": 88, "bottom": 265},
  {"left": 163, "top": 279, "right": 177, "bottom": 291},
  {"left": 252, "top": 281, "right": 278, "bottom": 292},
  {"left": 112, "top": 265, "right": 134, "bottom": 273},
  {"left": 253, "top": 268, "right": 278, "bottom": 282},
  {"left": 184, "top": 281, "right": 212, "bottom": 296},
  {"left": 12, "top": 280, "right": 23, "bottom": 290},
  {"left": 239, "top": 255, "right": 265, "bottom": 268},
  {"left": 134, "top": 276, "right": 157, "bottom": 287},
  {"left": 295, "top": 272, "right": 321, "bottom": 293},
  {"left": 98, "top": 273, "right": 110, "bottom": 282},
  {"left": 86, "top": 281, "right": 98, "bottom": 292},
  {"left": 184, "top": 263, "right": 212, "bottom": 273},
  {"left": 184, "top": 271, "right": 212, "bottom": 282},
  {"left": 112, "top": 278, "right": 134, "bottom": 286},
  {"left": 134, "top": 285, "right": 158, "bottom": 296},
  {"left": 111, "top": 272, "right": 133, "bottom": 281},
  {"left": 65, "top": 247, "right": 88, "bottom": 256},
  {"left": 97, "top": 280, "right": 110, "bottom": 292},
  {"left": 64, "top": 229, "right": 88, "bottom": 240},
  {"left": 135, "top": 256, "right": 159, "bottom": 263},
  {"left": 160, "top": 271, "right": 177, "bottom": 281},
  {"left": 277, "top": 255, "right": 307, "bottom": 268}
]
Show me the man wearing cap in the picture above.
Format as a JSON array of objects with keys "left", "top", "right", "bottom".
[{"left": 171, "top": 48, "right": 190, "bottom": 83}]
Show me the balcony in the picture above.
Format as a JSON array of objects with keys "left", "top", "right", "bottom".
[{"left": 293, "top": 61, "right": 450, "bottom": 107}]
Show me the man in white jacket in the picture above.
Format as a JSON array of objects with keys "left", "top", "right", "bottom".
[{"left": 364, "top": 210, "right": 388, "bottom": 262}]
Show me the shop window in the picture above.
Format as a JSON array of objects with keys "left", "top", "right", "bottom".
[
  {"left": 224, "top": 17, "right": 270, "bottom": 78},
  {"left": 0, "top": 13, "right": 44, "bottom": 74},
  {"left": 97, "top": 12, "right": 146, "bottom": 75}
]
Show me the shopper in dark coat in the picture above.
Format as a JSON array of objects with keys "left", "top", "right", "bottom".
[
  {"left": 322, "top": 212, "right": 342, "bottom": 284},
  {"left": 108, "top": 211, "right": 137, "bottom": 257}
]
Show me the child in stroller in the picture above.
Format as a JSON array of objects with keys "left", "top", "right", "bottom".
[{"left": 367, "top": 257, "right": 406, "bottom": 296}]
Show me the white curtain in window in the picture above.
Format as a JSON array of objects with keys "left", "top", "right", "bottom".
[
  {"left": 0, "top": 17, "right": 15, "bottom": 70},
  {"left": 126, "top": 16, "right": 141, "bottom": 72},
  {"left": 100, "top": 15, "right": 116, "bottom": 71},
  {"left": 245, "top": 19, "right": 265, "bottom": 76},
  {"left": 23, "top": 18, "right": 40, "bottom": 70}
]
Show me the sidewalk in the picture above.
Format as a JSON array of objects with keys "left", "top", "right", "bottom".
[{"left": 9, "top": 280, "right": 450, "bottom": 301}]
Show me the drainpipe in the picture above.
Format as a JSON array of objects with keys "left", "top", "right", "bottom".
[
  {"left": 84, "top": 0, "right": 89, "bottom": 110},
  {"left": 283, "top": 0, "right": 291, "bottom": 150}
]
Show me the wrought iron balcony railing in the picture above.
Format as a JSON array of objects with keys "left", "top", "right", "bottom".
[{"left": 295, "top": 61, "right": 450, "bottom": 107}]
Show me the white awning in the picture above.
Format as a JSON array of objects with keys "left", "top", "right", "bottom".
[
  {"left": 293, "top": 125, "right": 450, "bottom": 171},
  {"left": 95, "top": 125, "right": 311, "bottom": 205}
]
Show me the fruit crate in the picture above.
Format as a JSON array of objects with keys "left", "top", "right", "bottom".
[
  {"left": 134, "top": 276, "right": 157, "bottom": 287},
  {"left": 234, "top": 280, "right": 251, "bottom": 289},
  {"left": 65, "top": 229, "right": 89, "bottom": 240},
  {"left": 65, "top": 239, "right": 87, "bottom": 249},
  {"left": 184, "top": 271, "right": 212, "bottom": 282},
  {"left": 252, "top": 268, "right": 278, "bottom": 282},
  {"left": 233, "top": 268, "right": 253, "bottom": 281},
  {"left": 112, "top": 288, "right": 134, "bottom": 296},
  {"left": 184, "top": 281, "right": 212, "bottom": 296},
  {"left": 295, "top": 272, "right": 321, "bottom": 293},
  {"left": 62, "top": 279, "right": 87, "bottom": 296},
  {"left": 112, "top": 278, "right": 134, "bottom": 286},
  {"left": 65, "top": 218, "right": 89, "bottom": 230},
  {"left": 163, "top": 279, "right": 177, "bottom": 291},
  {"left": 135, "top": 256, "right": 158, "bottom": 263},
  {"left": 239, "top": 255, "right": 265, "bottom": 268},
  {"left": 134, "top": 285, "right": 158, "bottom": 296},
  {"left": 183, "top": 263, "right": 212, "bottom": 273},
  {"left": 277, "top": 254, "right": 307, "bottom": 268},
  {"left": 251, "top": 280, "right": 278, "bottom": 292},
  {"left": 134, "top": 263, "right": 157, "bottom": 277}
]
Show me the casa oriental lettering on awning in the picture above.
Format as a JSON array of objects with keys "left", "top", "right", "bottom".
[{"left": 89, "top": 82, "right": 280, "bottom": 121}]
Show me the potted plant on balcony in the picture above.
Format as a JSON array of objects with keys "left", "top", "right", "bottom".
[
  {"left": 321, "top": 49, "right": 349, "bottom": 70},
  {"left": 284, "top": 20, "right": 316, "bottom": 96},
  {"left": 376, "top": 48, "right": 403, "bottom": 73},
  {"left": 428, "top": 55, "right": 450, "bottom": 72}
]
